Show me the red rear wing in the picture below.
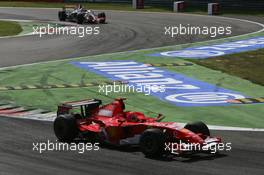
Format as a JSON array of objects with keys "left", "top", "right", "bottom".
[{"left": 60, "top": 99, "right": 102, "bottom": 108}]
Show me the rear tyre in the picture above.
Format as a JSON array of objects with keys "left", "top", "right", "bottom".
[
  {"left": 140, "top": 128, "right": 165, "bottom": 157},
  {"left": 58, "top": 11, "right": 66, "bottom": 21},
  {"left": 54, "top": 114, "right": 78, "bottom": 142},
  {"left": 184, "top": 121, "right": 210, "bottom": 136},
  {"left": 77, "top": 14, "right": 85, "bottom": 24}
]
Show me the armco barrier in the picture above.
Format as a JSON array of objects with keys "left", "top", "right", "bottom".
[
  {"left": 208, "top": 3, "right": 220, "bottom": 15},
  {"left": 173, "top": 1, "right": 185, "bottom": 12}
]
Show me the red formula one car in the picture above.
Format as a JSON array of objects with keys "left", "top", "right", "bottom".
[{"left": 54, "top": 98, "right": 222, "bottom": 157}]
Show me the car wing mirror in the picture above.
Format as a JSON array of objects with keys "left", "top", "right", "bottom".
[{"left": 156, "top": 113, "right": 165, "bottom": 122}]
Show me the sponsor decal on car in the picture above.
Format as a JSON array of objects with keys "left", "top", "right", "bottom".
[
  {"left": 149, "top": 37, "right": 264, "bottom": 59},
  {"left": 71, "top": 61, "right": 245, "bottom": 107}
]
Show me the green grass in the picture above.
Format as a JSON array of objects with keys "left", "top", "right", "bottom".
[
  {"left": 0, "top": 25, "right": 263, "bottom": 128},
  {"left": 0, "top": 1, "right": 263, "bottom": 15},
  {"left": 0, "top": 41, "right": 264, "bottom": 128},
  {"left": 0, "top": 20, "right": 22, "bottom": 36},
  {"left": 191, "top": 49, "right": 264, "bottom": 86}
]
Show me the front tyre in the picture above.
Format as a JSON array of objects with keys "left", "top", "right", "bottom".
[
  {"left": 77, "top": 14, "right": 85, "bottom": 24},
  {"left": 140, "top": 128, "right": 165, "bottom": 157},
  {"left": 58, "top": 11, "right": 66, "bottom": 21},
  {"left": 54, "top": 114, "right": 78, "bottom": 142},
  {"left": 184, "top": 121, "right": 210, "bottom": 136}
]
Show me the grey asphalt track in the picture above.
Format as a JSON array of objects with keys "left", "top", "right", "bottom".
[
  {"left": 0, "top": 117, "right": 263, "bottom": 175},
  {"left": 0, "top": 8, "right": 263, "bottom": 67},
  {"left": 0, "top": 8, "right": 263, "bottom": 175}
]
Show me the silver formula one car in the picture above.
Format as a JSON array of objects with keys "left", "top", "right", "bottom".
[{"left": 58, "top": 4, "right": 106, "bottom": 24}]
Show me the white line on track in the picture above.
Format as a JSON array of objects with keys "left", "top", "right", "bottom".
[
  {"left": 207, "top": 125, "right": 264, "bottom": 132},
  {"left": 177, "top": 123, "right": 264, "bottom": 132},
  {"left": 0, "top": 18, "right": 34, "bottom": 22}
]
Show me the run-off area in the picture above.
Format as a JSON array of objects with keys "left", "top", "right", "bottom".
[{"left": 71, "top": 61, "right": 245, "bottom": 107}]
